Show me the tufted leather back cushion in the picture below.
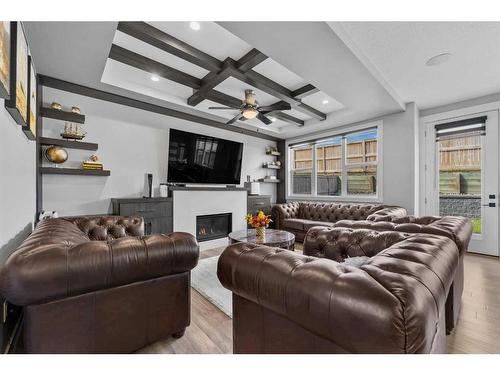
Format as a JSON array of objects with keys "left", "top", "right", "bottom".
[
  {"left": 280, "top": 202, "right": 300, "bottom": 219},
  {"left": 298, "top": 202, "right": 383, "bottom": 222},
  {"left": 64, "top": 216, "right": 144, "bottom": 241},
  {"left": 333, "top": 215, "right": 472, "bottom": 255},
  {"left": 303, "top": 227, "right": 409, "bottom": 261}
]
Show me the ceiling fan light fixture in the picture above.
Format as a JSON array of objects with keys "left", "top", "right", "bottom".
[{"left": 242, "top": 107, "right": 258, "bottom": 119}]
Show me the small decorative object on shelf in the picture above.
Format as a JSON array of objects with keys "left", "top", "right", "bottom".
[
  {"left": 50, "top": 102, "right": 62, "bottom": 110},
  {"left": 71, "top": 106, "right": 81, "bottom": 114},
  {"left": 61, "top": 122, "right": 87, "bottom": 141},
  {"left": 45, "top": 145, "right": 68, "bottom": 165},
  {"left": 266, "top": 146, "right": 280, "bottom": 156},
  {"left": 82, "top": 154, "right": 103, "bottom": 170},
  {"left": 245, "top": 211, "right": 272, "bottom": 240}
]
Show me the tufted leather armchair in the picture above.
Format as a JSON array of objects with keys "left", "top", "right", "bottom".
[
  {"left": 218, "top": 231, "right": 459, "bottom": 353},
  {"left": 271, "top": 202, "right": 407, "bottom": 241},
  {"left": 0, "top": 216, "right": 200, "bottom": 353},
  {"left": 329, "top": 215, "right": 472, "bottom": 334}
]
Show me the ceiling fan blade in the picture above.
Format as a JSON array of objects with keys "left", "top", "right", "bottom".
[
  {"left": 208, "top": 106, "right": 239, "bottom": 110},
  {"left": 257, "top": 112, "right": 273, "bottom": 125},
  {"left": 259, "top": 102, "right": 291, "bottom": 112},
  {"left": 226, "top": 114, "right": 243, "bottom": 125}
]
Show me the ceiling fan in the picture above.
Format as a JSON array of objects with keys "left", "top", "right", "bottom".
[{"left": 208, "top": 89, "right": 291, "bottom": 125}]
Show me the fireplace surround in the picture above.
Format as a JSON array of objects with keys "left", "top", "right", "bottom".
[{"left": 196, "top": 213, "right": 232, "bottom": 242}]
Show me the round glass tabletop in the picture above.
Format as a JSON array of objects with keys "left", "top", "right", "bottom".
[{"left": 228, "top": 229, "right": 295, "bottom": 250}]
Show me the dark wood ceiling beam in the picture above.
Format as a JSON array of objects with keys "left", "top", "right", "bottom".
[
  {"left": 236, "top": 48, "right": 267, "bottom": 72},
  {"left": 205, "top": 90, "right": 243, "bottom": 108},
  {"left": 39, "top": 75, "right": 278, "bottom": 141},
  {"left": 265, "top": 111, "right": 304, "bottom": 127},
  {"left": 117, "top": 22, "right": 221, "bottom": 72},
  {"left": 187, "top": 59, "right": 234, "bottom": 106},
  {"left": 109, "top": 44, "right": 202, "bottom": 89},
  {"left": 292, "top": 84, "right": 320, "bottom": 99}
]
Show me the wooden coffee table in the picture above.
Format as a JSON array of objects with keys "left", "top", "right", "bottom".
[{"left": 228, "top": 229, "right": 295, "bottom": 250}]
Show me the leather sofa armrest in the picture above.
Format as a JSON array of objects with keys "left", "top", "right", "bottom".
[
  {"left": 218, "top": 236, "right": 458, "bottom": 353},
  {"left": 0, "top": 232, "right": 199, "bottom": 306},
  {"left": 367, "top": 206, "right": 408, "bottom": 222},
  {"left": 425, "top": 216, "right": 472, "bottom": 255},
  {"left": 271, "top": 202, "right": 300, "bottom": 229}
]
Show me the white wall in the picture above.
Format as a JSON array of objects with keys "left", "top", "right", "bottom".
[
  {"left": 0, "top": 101, "right": 37, "bottom": 261},
  {"left": 42, "top": 87, "right": 277, "bottom": 216}
]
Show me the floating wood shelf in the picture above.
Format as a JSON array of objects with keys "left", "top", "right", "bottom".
[
  {"left": 39, "top": 137, "right": 98, "bottom": 151},
  {"left": 40, "top": 167, "right": 110, "bottom": 176},
  {"left": 259, "top": 179, "right": 280, "bottom": 183},
  {"left": 40, "top": 107, "right": 85, "bottom": 124},
  {"left": 263, "top": 165, "right": 280, "bottom": 170},
  {"left": 266, "top": 151, "right": 281, "bottom": 156}
]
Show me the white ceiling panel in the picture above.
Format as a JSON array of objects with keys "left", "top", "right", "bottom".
[
  {"left": 149, "top": 21, "right": 252, "bottom": 61},
  {"left": 302, "top": 91, "right": 344, "bottom": 113},
  {"left": 113, "top": 31, "right": 209, "bottom": 79},
  {"left": 101, "top": 59, "right": 192, "bottom": 104},
  {"left": 252, "top": 58, "right": 307, "bottom": 91},
  {"left": 338, "top": 22, "right": 500, "bottom": 109}
]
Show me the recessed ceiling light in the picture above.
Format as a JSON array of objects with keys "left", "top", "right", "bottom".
[
  {"left": 426, "top": 53, "right": 452, "bottom": 67},
  {"left": 151, "top": 75, "right": 160, "bottom": 82},
  {"left": 322, "top": 99, "right": 329, "bottom": 105},
  {"left": 190, "top": 22, "right": 201, "bottom": 31},
  {"left": 270, "top": 117, "right": 276, "bottom": 122}
]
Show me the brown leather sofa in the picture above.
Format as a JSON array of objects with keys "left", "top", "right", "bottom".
[
  {"left": 0, "top": 216, "right": 199, "bottom": 353},
  {"left": 326, "top": 215, "right": 472, "bottom": 333},
  {"left": 271, "top": 202, "right": 407, "bottom": 241},
  {"left": 218, "top": 229, "right": 459, "bottom": 353}
]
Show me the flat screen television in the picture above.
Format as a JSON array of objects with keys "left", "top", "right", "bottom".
[{"left": 167, "top": 129, "right": 244, "bottom": 185}]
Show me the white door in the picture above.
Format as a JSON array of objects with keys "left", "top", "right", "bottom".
[{"left": 424, "top": 110, "right": 499, "bottom": 256}]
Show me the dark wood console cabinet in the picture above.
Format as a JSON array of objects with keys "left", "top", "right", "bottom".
[
  {"left": 247, "top": 195, "right": 272, "bottom": 216},
  {"left": 112, "top": 197, "right": 173, "bottom": 235}
]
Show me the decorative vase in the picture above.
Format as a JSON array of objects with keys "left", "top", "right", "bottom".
[{"left": 256, "top": 226, "right": 266, "bottom": 240}]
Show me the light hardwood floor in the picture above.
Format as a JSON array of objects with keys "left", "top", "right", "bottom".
[{"left": 139, "top": 251, "right": 500, "bottom": 354}]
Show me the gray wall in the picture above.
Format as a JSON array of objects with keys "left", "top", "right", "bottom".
[
  {"left": 382, "top": 103, "right": 418, "bottom": 213},
  {"left": 41, "top": 87, "right": 277, "bottom": 216},
  {"left": 0, "top": 102, "right": 36, "bottom": 261}
]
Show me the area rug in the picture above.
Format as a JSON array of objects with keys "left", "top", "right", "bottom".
[{"left": 191, "top": 255, "right": 232, "bottom": 317}]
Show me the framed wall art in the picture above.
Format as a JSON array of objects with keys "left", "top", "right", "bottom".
[
  {"left": 23, "top": 55, "right": 36, "bottom": 140},
  {"left": 5, "top": 22, "right": 28, "bottom": 126},
  {"left": 0, "top": 21, "right": 10, "bottom": 98}
]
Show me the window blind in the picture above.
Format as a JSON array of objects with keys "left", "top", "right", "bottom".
[{"left": 435, "top": 116, "right": 486, "bottom": 141}]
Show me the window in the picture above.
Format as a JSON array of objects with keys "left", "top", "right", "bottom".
[{"left": 288, "top": 126, "right": 380, "bottom": 199}]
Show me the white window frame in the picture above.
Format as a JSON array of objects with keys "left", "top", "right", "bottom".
[{"left": 286, "top": 121, "right": 383, "bottom": 202}]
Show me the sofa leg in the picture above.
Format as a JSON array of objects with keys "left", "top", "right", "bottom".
[{"left": 172, "top": 328, "right": 186, "bottom": 339}]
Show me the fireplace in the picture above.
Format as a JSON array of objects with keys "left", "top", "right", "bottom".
[{"left": 196, "top": 213, "right": 232, "bottom": 242}]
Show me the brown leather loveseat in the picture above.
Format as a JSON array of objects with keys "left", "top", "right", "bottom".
[
  {"left": 326, "top": 215, "right": 472, "bottom": 333},
  {"left": 272, "top": 202, "right": 407, "bottom": 241},
  {"left": 218, "top": 228, "right": 459, "bottom": 353},
  {"left": 0, "top": 216, "right": 199, "bottom": 353}
]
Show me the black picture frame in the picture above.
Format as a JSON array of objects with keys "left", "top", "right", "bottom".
[
  {"left": 0, "top": 21, "right": 10, "bottom": 99},
  {"left": 23, "top": 55, "right": 36, "bottom": 140},
  {"left": 5, "top": 22, "right": 28, "bottom": 127}
]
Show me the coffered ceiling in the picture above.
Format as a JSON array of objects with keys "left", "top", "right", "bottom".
[{"left": 101, "top": 21, "right": 344, "bottom": 135}]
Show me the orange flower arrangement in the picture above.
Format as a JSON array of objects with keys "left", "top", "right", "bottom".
[{"left": 245, "top": 210, "right": 272, "bottom": 228}]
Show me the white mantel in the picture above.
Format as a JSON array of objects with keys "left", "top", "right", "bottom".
[{"left": 172, "top": 188, "right": 248, "bottom": 251}]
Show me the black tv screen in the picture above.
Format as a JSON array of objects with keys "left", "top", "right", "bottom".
[{"left": 167, "top": 129, "right": 243, "bottom": 185}]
